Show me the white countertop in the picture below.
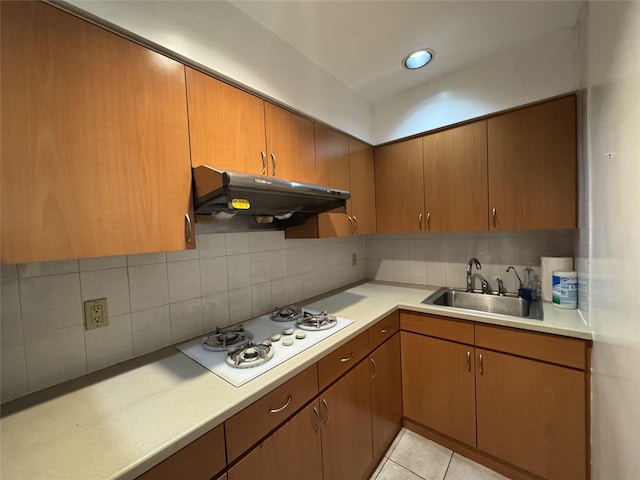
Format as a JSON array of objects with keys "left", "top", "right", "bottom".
[{"left": 0, "top": 281, "right": 591, "bottom": 480}]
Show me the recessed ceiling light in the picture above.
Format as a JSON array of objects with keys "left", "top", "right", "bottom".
[{"left": 402, "top": 48, "right": 435, "bottom": 70}]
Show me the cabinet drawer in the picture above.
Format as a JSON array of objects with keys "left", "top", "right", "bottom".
[
  {"left": 225, "top": 364, "right": 318, "bottom": 463},
  {"left": 317, "top": 331, "right": 369, "bottom": 391},
  {"left": 475, "top": 324, "right": 588, "bottom": 370},
  {"left": 400, "top": 311, "right": 474, "bottom": 345},
  {"left": 367, "top": 312, "right": 400, "bottom": 351},
  {"left": 137, "top": 424, "right": 225, "bottom": 480}
]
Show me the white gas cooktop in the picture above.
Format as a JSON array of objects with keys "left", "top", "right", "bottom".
[{"left": 177, "top": 310, "right": 353, "bottom": 387}]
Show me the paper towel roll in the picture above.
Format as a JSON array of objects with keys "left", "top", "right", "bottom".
[{"left": 541, "top": 256, "right": 574, "bottom": 302}]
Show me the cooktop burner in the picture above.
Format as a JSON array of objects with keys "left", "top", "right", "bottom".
[
  {"left": 271, "top": 305, "right": 303, "bottom": 322},
  {"left": 202, "top": 325, "right": 252, "bottom": 352},
  {"left": 227, "top": 341, "right": 274, "bottom": 369},
  {"left": 297, "top": 310, "right": 338, "bottom": 331}
]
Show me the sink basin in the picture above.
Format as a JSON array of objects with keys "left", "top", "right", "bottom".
[{"left": 422, "top": 287, "right": 542, "bottom": 319}]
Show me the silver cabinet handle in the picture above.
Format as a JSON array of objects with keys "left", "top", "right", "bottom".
[
  {"left": 426, "top": 212, "right": 431, "bottom": 231},
  {"left": 492, "top": 208, "right": 497, "bottom": 227},
  {"left": 467, "top": 351, "right": 471, "bottom": 372},
  {"left": 340, "top": 351, "right": 354, "bottom": 363},
  {"left": 269, "top": 395, "right": 292, "bottom": 414},
  {"left": 418, "top": 213, "right": 424, "bottom": 230},
  {"left": 270, "top": 153, "right": 276, "bottom": 176},
  {"left": 479, "top": 353, "right": 484, "bottom": 375},
  {"left": 260, "top": 151, "right": 267, "bottom": 175},
  {"left": 370, "top": 357, "right": 378, "bottom": 379},
  {"left": 312, "top": 406, "right": 321, "bottom": 432},
  {"left": 352, "top": 215, "right": 358, "bottom": 235},
  {"left": 184, "top": 213, "right": 192, "bottom": 245},
  {"left": 348, "top": 216, "right": 354, "bottom": 235},
  {"left": 321, "top": 398, "right": 330, "bottom": 424},
  {"left": 380, "top": 328, "right": 388, "bottom": 334}
]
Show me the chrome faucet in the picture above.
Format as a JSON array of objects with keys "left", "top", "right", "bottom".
[
  {"left": 496, "top": 277, "right": 506, "bottom": 296},
  {"left": 466, "top": 257, "right": 482, "bottom": 292}
]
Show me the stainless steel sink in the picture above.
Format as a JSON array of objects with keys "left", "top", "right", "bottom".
[{"left": 422, "top": 287, "right": 543, "bottom": 320}]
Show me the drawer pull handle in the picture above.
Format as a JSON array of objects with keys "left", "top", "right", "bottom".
[
  {"left": 340, "top": 351, "right": 354, "bottom": 363},
  {"left": 260, "top": 151, "right": 267, "bottom": 175},
  {"left": 380, "top": 328, "right": 388, "bottom": 334},
  {"left": 467, "top": 351, "right": 471, "bottom": 372},
  {"left": 270, "top": 153, "right": 276, "bottom": 176},
  {"left": 370, "top": 357, "right": 378, "bottom": 379},
  {"left": 479, "top": 354, "right": 484, "bottom": 375},
  {"left": 321, "top": 398, "right": 330, "bottom": 424},
  {"left": 312, "top": 406, "right": 321, "bottom": 432},
  {"left": 184, "top": 213, "right": 192, "bottom": 245},
  {"left": 269, "top": 395, "right": 292, "bottom": 414}
]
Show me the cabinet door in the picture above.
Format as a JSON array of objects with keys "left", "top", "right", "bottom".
[
  {"left": 313, "top": 124, "right": 351, "bottom": 237},
  {"left": 374, "top": 138, "right": 424, "bottom": 233},
  {"left": 320, "top": 360, "right": 374, "bottom": 480},
  {"left": 264, "top": 103, "right": 316, "bottom": 183},
  {"left": 228, "top": 402, "right": 323, "bottom": 480},
  {"left": 370, "top": 334, "right": 403, "bottom": 461},
  {"left": 423, "top": 121, "right": 488, "bottom": 232},
  {"left": 349, "top": 138, "right": 377, "bottom": 235},
  {"left": 487, "top": 95, "right": 577, "bottom": 230},
  {"left": 185, "top": 67, "right": 266, "bottom": 174},
  {"left": 475, "top": 349, "right": 586, "bottom": 479},
  {"left": 401, "top": 332, "right": 476, "bottom": 446},
  {"left": 1, "top": 2, "right": 193, "bottom": 263}
]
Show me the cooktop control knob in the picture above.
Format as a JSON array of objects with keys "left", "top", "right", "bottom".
[
  {"left": 282, "top": 338, "right": 294, "bottom": 346},
  {"left": 270, "top": 333, "right": 282, "bottom": 342},
  {"left": 295, "top": 330, "right": 307, "bottom": 339},
  {"left": 283, "top": 327, "right": 294, "bottom": 336}
]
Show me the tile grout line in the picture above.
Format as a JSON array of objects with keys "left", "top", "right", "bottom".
[{"left": 441, "top": 451, "right": 454, "bottom": 480}]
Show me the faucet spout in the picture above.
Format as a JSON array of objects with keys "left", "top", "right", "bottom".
[{"left": 466, "top": 257, "right": 482, "bottom": 292}]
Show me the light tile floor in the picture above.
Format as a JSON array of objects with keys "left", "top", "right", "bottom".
[{"left": 370, "top": 429, "right": 509, "bottom": 480}]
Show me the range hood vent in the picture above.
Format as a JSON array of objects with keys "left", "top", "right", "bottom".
[{"left": 192, "top": 166, "right": 350, "bottom": 229}]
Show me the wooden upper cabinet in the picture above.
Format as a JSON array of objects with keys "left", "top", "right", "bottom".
[
  {"left": 314, "top": 123, "right": 350, "bottom": 190},
  {"left": 1, "top": 1, "right": 194, "bottom": 263},
  {"left": 488, "top": 95, "right": 577, "bottom": 230},
  {"left": 374, "top": 137, "right": 424, "bottom": 233},
  {"left": 286, "top": 128, "right": 377, "bottom": 239},
  {"left": 349, "top": 137, "right": 377, "bottom": 235},
  {"left": 423, "top": 121, "right": 488, "bottom": 232},
  {"left": 264, "top": 102, "right": 316, "bottom": 183},
  {"left": 185, "top": 67, "right": 266, "bottom": 173}
]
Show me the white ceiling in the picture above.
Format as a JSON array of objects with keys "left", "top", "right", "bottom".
[{"left": 229, "top": 0, "right": 583, "bottom": 104}]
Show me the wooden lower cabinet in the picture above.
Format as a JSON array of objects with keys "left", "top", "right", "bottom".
[
  {"left": 228, "top": 402, "right": 323, "bottom": 480},
  {"left": 401, "top": 331, "right": 476, "bottom": 446},
  {"left": 370, "top": 333, "right": 403, "bottom": 460},
  {"left": 401, "top": 312, "right": 589, "bottom": 480},
  {"left": 320, "top": 359, "right": 374, "bottom": 480},
  {"left": 137, "top": 424, "right": 226, "bottom": 480},
  {"left": 475, "top": 349, "right": 586, "bottom": 480}
]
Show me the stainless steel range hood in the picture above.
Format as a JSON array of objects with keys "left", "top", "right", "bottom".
[{"left": 192, "top": 166, "right": 350, "bottom": 228}]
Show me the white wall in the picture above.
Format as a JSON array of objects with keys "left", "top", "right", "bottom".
[
  {"left": 580, "top": 1, "right": 640, "bottom": 478},
  {"left": 372, "top": 28, "right": 578, "bottom": 144},
  {"left": 66, "top": 0, "right": 373, "bottom": 143}
]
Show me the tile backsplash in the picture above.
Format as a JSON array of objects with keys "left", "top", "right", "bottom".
[
  {"left": 365, "top": 230, "right": 577, "bottom": 295},
  {"left": 1, "top": 228, "right": 575, "bottom": 403},
  {"left": 1, "top": 230, "right": 365, "bottom": 403}
]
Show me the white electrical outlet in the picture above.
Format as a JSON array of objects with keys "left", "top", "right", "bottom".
[{"left": 84, "top": 298, "right": 109, "bottom": 330}]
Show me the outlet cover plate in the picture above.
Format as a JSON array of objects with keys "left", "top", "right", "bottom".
[{"left": 84, "top": 298, "right": 109, "bottom": 330}]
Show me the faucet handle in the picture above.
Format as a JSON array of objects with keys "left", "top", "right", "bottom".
[{"left": 496, "top": 277, "right": 506, "bottom": 296}]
